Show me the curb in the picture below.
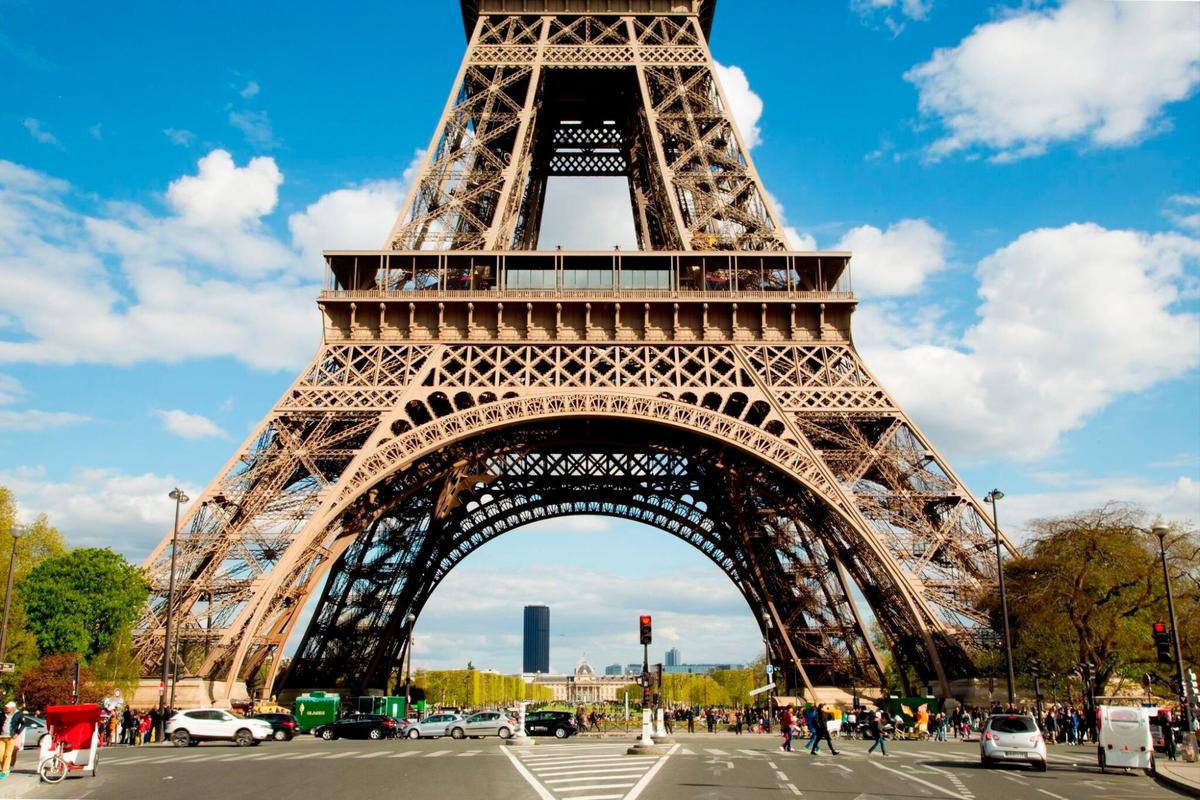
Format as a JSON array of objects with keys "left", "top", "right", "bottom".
[{"left": 1154, "top": 767, "right": 1200, "bottom": 798}]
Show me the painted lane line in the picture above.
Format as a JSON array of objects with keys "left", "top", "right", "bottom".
[
  {"left": 870, "top": 758, "right": 966, "bottom": 799},
  {"left": 774, "top": 770, "right": 788, "bottom": 780},
  {"left": 923, "top": 764, "right": 975, "bottom": 799},
  {"left": 523, "top": 755, "right": 633, "bottom": 765},
  {"left": 677, "top": 747, "right": 693, "bottom": 754},
  {"left": 534, "top": 767, "right": 652, "bottom": 778},
  {"left": 553, "top": 784, "right": 637, "bottom": 794},
  {"left": 704, "top": 748, "right": 728, "bottom": 755},
  {"left": 388, "top": 751, "right": 417, "bottom": 758},
  {"left": 1037, "top": 790, "right": 1069, "bottom": 800},
  {"left": 741, "top": 749, "right": 764, "bottom": 756},
  {"left": 532, "top": 760, "right": 643, "bottom": 771},
  {"left": 422, "top": 749, "right": 452, "bottom": 757},
  {"left": 553, "top": 796, "right": 623, "bottom": 800},
  {"left": 456, "top": 750, "right": 482, "bottom": 757},
  {"left": 784, "top": 783, "right": 801, "bottom": 796},
  {"left": 522, "top": 752, "right": 630, "bottom": 761},
  {"left": 766, "top": 760, "right": 778, "bottom": 769},
  {"left": 353, "top": 751, "right": 388, "bottom": 758},
  {"left": 624, "top": 743, "right": 678, "bottom": 800},
  {"left": 501, "top": 745, "right": 557, "bottom": 800},
  {"left": 543, "top": 773, "right": 647, "bottom": 784}
]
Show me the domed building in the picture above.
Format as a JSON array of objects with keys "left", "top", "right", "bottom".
[{"left": 526, "top": 657, "right": 631, "bottom": 703}]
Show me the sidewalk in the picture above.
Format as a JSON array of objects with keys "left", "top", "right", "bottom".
[
  {"left": 0, "top": 765, "right": 41, "bottom": 800},
  {"left": 1157, "top": 759, "right": 1200, "bottom": 798}
]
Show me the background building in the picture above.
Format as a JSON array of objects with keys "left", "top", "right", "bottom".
[
  {"left": 665, "top": 647, "right": 681, "bottom": 666},
  {"left": 604, "top": 663, "right": 624, "bottom": 676},
  {"left": 522, "top": 605, "right": 550, "bottom": 674}
]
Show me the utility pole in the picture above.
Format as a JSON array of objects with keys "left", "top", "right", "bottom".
[{"left": 0, "top": 528, "right": 22, "bottom": 662}]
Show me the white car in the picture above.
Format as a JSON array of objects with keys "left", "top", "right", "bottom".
[
  {"left": 167, "top": 708, "right": 274, "bottom": 747},
  {"left": 404, "top": 713, "right": 464, "bottom": 739},
  {"left": 980, "top": 714, "right": 1047, "bottom": 771}
]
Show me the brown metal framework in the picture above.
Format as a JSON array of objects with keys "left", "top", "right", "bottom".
[{"left": 134, "top": 0, "right": 1010, "bottom": 703}]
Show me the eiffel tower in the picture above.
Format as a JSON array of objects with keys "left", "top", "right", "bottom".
[{"left": 135, "top": 0, "right": 1010, "bottom": 705}]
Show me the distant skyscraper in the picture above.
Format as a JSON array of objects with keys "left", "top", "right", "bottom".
[
  {"left": 665, "top": 647, "right": 681, "bottom": 667},
  {"left": 523, "top": 605, "right": 550, "bottom": 673},
  {"left": 604, "top": 663, "right": 624, "bottom": 676}
]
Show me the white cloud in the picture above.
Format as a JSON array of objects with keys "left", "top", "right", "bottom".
[
  {"left": 905, "top": 0, "right": 1200, "bottom": 160},
  {"left": 537, "top": 177, "right": 638, "bottom": 250},
  {"left": 836, "top": 218, "right": 947, "bottom": 295},
  {"left": 22, "top": 118, "right": 59, "bottom": 147},
  {"left": 228, "top": 109, "right": 276, "bottom": 149},
  {"left": 288, "top": 179, "right": 408, "bottom": 266},
  {"left": 0, "top": 410, "right": 87, "bottom": 431},
  {"left": 853, "top": 0, "right": 933, "bottom": 35},
  {"left": 166, "top": 149, "right": 282, "bottom": 229},
  {"left": 239, "top": 80, "right": 260, "bottom": 99},
  {"left": 0, "top": 374, "right": 23, "bottom": 405},
  {"left": 858, "top": 223, "right": 1200, "bottom": 462},
  {"left": 714, "top": 62, "right": 763, "bottom": 149},
  {"left": 163, "top": 128, "right": 195, "bottom": 147},
  {"left": 0, "top": 465, "right": 198, "bottom": 558},
  {"left": 0, "top": 151, "right": 417, "bottom": 371},
  {"left": 153, "top": 409, "right": 226, "bottom": 440},
  {"left": 1000, "top": 476, "right": 1200, "bottom": 542},
  {"left": 1166, "top": 194, "right": 1200, "bottom": 235}
]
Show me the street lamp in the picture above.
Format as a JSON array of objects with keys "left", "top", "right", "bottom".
[
  {"left": 1151, "top": 523, "right": 1194, "bottom": 761},
  {"left": 0, "top": 526, "right": 23, "bottom": 662},
  {"left": 761, "top": 610, "right": 772, "bottom": 733},
  {"left": 404, "top": 612, "right": 417, "bottom": 711},
  {"left": 160, "top": 488, "right": 189, "bottom": 738},
  {"left": 984, "top": 489, "right": 1016, "bottom": 709}
]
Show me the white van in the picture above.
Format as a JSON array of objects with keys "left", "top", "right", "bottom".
[{"left": 1096, "top": 705, "right": 1154, "bottom": 775}]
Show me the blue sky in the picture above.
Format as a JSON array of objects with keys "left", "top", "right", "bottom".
[{"left": 1, "top": 0, "right": 1198, "bottom": 674}]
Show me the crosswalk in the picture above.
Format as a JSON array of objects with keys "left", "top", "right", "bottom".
[
  {"left": 98, "top": 746, "right": 492, "bottom": 766},
  {"left": 504, "top": 743, "right": 674, "bottom": 800}
]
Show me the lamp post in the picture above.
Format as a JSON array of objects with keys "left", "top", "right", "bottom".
[
  {"left": 160, "top": 488, "right": 188, "bottom": 738},
  {"left": 761, "top": 610, "right": 773, "bottom": 733},
  {"left": 1151, "top": 523, "right": 1194, "bottom": 761},
  {"left": 404, "top": 612, "right": 417, "bottom": 711},
  {"left": 984, "top": 489, "right": 1016, "bottom": 709},
  {"left": 0, "top": 526, "right": 22, "bottom": 662}
]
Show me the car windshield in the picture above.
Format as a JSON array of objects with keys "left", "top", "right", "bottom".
[{"left": 990, "top": 716, "right": 1037, "bottom": 734}]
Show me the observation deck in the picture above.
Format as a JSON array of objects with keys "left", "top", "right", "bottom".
[{"left": 321, "top": 249, "right": 856, "bottom": 344}]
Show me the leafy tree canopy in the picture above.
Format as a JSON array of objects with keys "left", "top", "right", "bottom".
[
  {"left": 0, "top": 487, "right": 67, "bottom": 578},
  {"left": 17, "top": 653, "right": 111, "bottom": 711},
  {"left": 18, "top": 548, "right": 149, "bottom": 662}
]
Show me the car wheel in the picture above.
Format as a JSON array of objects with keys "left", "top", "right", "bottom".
[
  {"left": 171, "top": 729, "right": 191, "bottom": 747},
  {"left": 407, "top": 729, "right": 421, "bottom": 739},
  {"left": 554, "top": 727, "right": 568, "bottom": 739},
  {"left": 273, "top": 729, "right": 287, "bottom": 741},
  {"left": 234, "top": 729, "right": 254, "bottom": 747},
  {"left": 369, "top": 728, "right": 383, "bottom": 740},
  {"left": 1146, "top": 753, "right": 1155, "bottom": 778},
  {"left": 450, "top": 727, "right": 465, "bottom": 740},
  {"left": 498, "top": 727, "right": 512, "bottom": 740},
  {"left": 1098, "top": 747, "right": 1106, "bottom": 774},
  {"left": 1035, "top": 760, "right": 1047, "bottom": 773},
  {"left": 980, "top": 756, "right": 992, "bottom": 768},
  {"left": 321, "top": 728, "right": 335, "bottom": 741}
]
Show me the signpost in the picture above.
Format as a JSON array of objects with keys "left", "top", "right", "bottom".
[
  {"left": 0, "top": 663, "right": 14, "bottom": 673},
  {"left": 749, "top": 682, "right": 776, "bottom": 697}
]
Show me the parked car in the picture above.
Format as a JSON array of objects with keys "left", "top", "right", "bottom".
[
  {"left": 312, "top": 714, "right": 399, "bottom": 740},
  {"left": 20, "top": 715, "right": 48, "bottom": 749},
  {"left": 980, "top": 714, "right": 1047, "bottom": 771},
  {"left": 525, "top": 710, "right": 577, "bottom": 739},
  {"left": 404, "top": 713, "right": 464, "bottom": 739},
  {"left": 448, "top": 711, "right": 516, "bottom": 740},
  {"left": 167, "top": 708, "right": 274, "bottom": 747},
  {"left": 252, "top": 712, "right": 300, "bottom": 741}
]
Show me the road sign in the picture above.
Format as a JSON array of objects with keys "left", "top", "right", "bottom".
[
  {"left": 0, "top": 663, "right": 13, "bottom": 673},
  {"left": 766, "top": 664, "right": 774, "bottom": 675},
  {"left": 748, "top": 682, "right": 776, "bottom": 697}
]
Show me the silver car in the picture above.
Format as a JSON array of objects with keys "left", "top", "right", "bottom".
[
  {"left": 980, "top": 714, "right": 1047, "bottom": 771},
  {"left": 404, "top": 713, "right": 463, "bottom": 739},
  {"left": 448, "top": 711, "right": 515, "bottom": 740},
  {"left": 20, "top": 716, "right": 48, "bottom": 749}
]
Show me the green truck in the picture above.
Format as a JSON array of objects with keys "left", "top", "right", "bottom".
[{"left": 294, "top": 691, "right": 341, "bottom": 733}]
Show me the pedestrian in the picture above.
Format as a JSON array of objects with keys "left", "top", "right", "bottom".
[
  {"left": 0, "top": 701, "right": 28, "bottom": 779},
  {"left": 706, "top": 708, "right": 715, "bottom": 733},
  {"left": 1163, "top": 711, "right": 1178, "bottom": 762},
  {"left": 867, "top": 711, "right": 889, "bottom": 756},
  {"left": 686, "top": 708, "right": 695, "bottom": 734},
  {"left": 809, "top": 706, "right": 840, "bottom": 756},
  {"left": 780, "top": 704, "right": 796, "bottom": 752},
  {"left": 734, "top": 710, "right": 742, "bottom": 735}
]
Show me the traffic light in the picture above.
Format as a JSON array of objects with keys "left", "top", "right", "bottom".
[
  {"left": 639, "top": 615, "right": 652, "bottom": 645},
  {"left": 1153, "top": 622, "right": 1172, "bottom": 664},
  {"left": 1030, "top": 659, "right": 1041, "bottom": 678}
]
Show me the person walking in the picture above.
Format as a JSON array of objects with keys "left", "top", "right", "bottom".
[
  {"left": 0, "top": 701, "right": 28, "bottom": 779},
  {"left": 706, "top": 708, "right": 715, "bottom": 733},
  {"left": 867, "top": 710, "right": 889, "bottom": 756},
  {"left": 780, "top": 704, "right": 796, "bottom": 752},
  {"left": 733, "top": 710, "right": 743, "bottom": 735},
  {"left": 809, "top": 706, "right": 840, "bottom": 756},
  {"left": 686, "top": 708, "right": 695, "bottom": 734}
]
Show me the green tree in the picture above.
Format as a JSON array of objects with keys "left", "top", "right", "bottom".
[
  {"left": 18, "top": 548, "right": 149, "bottom": 661},
  {"left": 995, "top": 504, "right": 1198, "bottom": 695},
  {"left": 18, "top": 653, "right": 112, "bottom": 710}
]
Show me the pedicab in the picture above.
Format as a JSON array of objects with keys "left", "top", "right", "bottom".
[{"left": 37, "top": 703, "right": 101, "bottom": 783}]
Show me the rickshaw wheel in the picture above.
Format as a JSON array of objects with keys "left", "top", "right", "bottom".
[{"left": 39, "top": 755, "right": 68, "bottom": 784}]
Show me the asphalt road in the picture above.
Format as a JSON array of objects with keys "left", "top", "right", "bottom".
[{"left": 6, "top": 733, "right": 1187, "bottom": 800}]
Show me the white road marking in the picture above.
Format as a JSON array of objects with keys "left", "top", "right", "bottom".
[
  {"left": 624, "top": 743, "right": 678, "bottom": 800},
  {"left": 1037, "top": 790, "right": 1069, "bottom": 800},
  {"left": 499, "top": 745, "right": 559, "bottom": 800},
  {"left": 552, "top": 784, "right": 637, "bottom": 792},
  {"left": 870, "top": 758, "right": 966, "bottom": 799},
  {"left": 704, "top": 748, "right": 727, "bottom": 755},
  {"left": 456, "top": 750, "right": 482, "bottom": 757},
  {"left": 388, "top": 751, "right": 417, "bottom": 758},
  {"left": 422, "top": 749, "right": 452, "bottom": 757},
  {"left": 535, "top": 766, "right": 651, "bottom": 778},
  {"left": 774, "top": 770, "right": 788, "bottom": 780},
  {"left": 353, "top": 751, "right": 388, "bottom": 758},
  {"left": 740, "top": 749, "right": 763, "bottom": 756},
  {"left": 544, "top": 773, "right": 647, "bottom": 784},
  {"left": 784, "top": 783, "right": 801, "bottom": 796}
]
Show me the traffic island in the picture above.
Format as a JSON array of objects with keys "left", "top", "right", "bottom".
[{"left": 626, "top": 742, "right": 673, "bottom": 755}]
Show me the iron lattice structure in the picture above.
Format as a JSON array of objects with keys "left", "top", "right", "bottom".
[{"left": 135, "top": 0, "right": 1011, "bottom": 703}]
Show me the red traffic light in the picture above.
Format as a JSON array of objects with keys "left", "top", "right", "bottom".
[
  {"left": 640, "top": 615, "right": 652, "bottom": 625},
  {"left": 1153, "top": 622, "right": 1167, "bottom": 634}
]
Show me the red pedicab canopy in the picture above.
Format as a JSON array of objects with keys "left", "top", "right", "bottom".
[{"left": 44, "top": 704, "right": 101, "bottom": 751}]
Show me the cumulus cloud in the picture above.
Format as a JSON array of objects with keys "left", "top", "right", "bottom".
[
  {"left": 0, "top": 373, "right": 87, "bottom": 431},
  {"left": 905, "top": 0, "right": 1200, "bottom": 161},
  {"left": 858, "top": 223, "right": 1200, "bottom": 462},
  {"left": 239, "top": 80, "right": 260, "bottom": 99},
  {"left": 1165, "top": 194, "right": 1200, "bottom": 235},
  {"left": 153, "top": 409, "right": 226, "bottom": 440},
  {"left": 22, "top": 118, "right": 59, "bottom": 147},
  {"left": 0, "top": 465, "right": 198, "bottom": 558},
  {"left": 853, "top": 0, "right": 933, "bottom": 35},
  {"left": 836, "top": 218, "right": 947, "bottom": 295},
  {"left": 714, "top": 62, "right": 763, "bottom": 149},
  {"left": 0, "top": 151, "right": 418, "bottom": 371},
  {"left": 228, "top": 109, "right": 276, "bottom": 149}
]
